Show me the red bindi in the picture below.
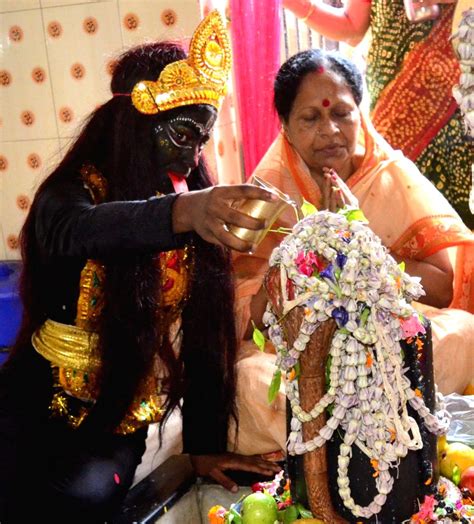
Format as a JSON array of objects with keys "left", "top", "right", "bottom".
[
  {"left": 316, "top": 66, "right": 325, "bottom": 74},
  {"left": 322, "top": 99, "right": 331, "bottom": 107}
]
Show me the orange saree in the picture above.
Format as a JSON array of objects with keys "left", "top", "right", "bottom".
[{"left": 231, "top": 114, "right": 474, "bottom": 455}]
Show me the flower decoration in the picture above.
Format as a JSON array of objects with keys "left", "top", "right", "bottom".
[
  {"left": 331, "top": 306, "right": 349, "bottom": 327},
  {"left": 208, "top": 504, "right": 227, "bottom": 524},
  {"left": 400, "top": 314, "right": 427, "bottom": 339},
  {"left": 160, "top": 62, "right": 199, "bottom": 90},
  {"left": 207, "top": 473, "right": 314, "bottom": 523},
  {"left": 413, "top": 495, "right": 436, "bottom": 522},
  {"left": 452, "top": 8, "right": 474, "bottom": 138},
  {"left": 410, "top": 477, "right": 473, "bottom": 523},
  {"left": 295, "top": 250, "right": 325, "bottom": 276},
  {"left": 319, "top": 262, "right": 335, "bottom": 282},
  {"left": 263, "top": 208, "right": 451, "bottom": 520},
  {"left": 336, "top": 252, "right": 347, "bottom": 269}
]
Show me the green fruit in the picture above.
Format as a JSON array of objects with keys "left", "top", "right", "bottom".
[
  {"left": 241, "top": 492, "right": 278, "bottom": 524},
  {"left": 282, "top": 505, "right": 298, "bottom": 524}
]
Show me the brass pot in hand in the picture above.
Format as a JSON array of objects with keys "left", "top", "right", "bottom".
[{"left": 228, "top": 176, "right": 295, "bottom": 247}]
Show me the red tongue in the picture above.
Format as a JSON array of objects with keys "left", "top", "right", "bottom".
[{"left": 168, "top": 172, "right": 189, "bottom": 193}]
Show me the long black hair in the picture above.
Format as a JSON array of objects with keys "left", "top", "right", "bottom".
[{"left": 9, "top": 42, "right": 237, "bottom": 448}]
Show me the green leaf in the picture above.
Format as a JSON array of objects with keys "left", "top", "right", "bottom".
[
  {"left": 252, "top": 322, "right": 266, "bottom": 352},
  {"left": 325, "top": 355, "right": 333, "bottom": 388},
  {"left": 301, "top": 198, "right": 317, "bottom": 217},
  {"left": 227, "top": 507, "right": 242, "bottom": 524},
  {"left": 268, "top": 369, "right": 282, "bottom": 404},
  {"left": 360, "top": 307, "right": 370, "bottom": 327},
  {"left": 342, "top": 208, "right": 368, "bottom": 223},
  {"left": 283, "top": 505, "right": 299, "bottom": 524},
  {"left": 325, "top": 278, "right": 342, "bottom": 299},
  {"left": 295, "top": 502, "right": 313, "bottom": 518},
  {"left": 452, "top": 464, "right": 461, "bottom": 485},
  {"left": 294, "top": 361, "right": 301, "bottom": 380},
  {"left": 398, "top": 261, "right": 406, "bottom": 272}
]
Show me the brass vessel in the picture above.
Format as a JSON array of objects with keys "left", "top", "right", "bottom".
[{"left": 228, "top": 176, "right": 295, "bottom": 246}]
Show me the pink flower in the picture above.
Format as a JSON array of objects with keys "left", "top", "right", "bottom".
[
  {"left": 296, "top": 261, "right": 313, "bottom": 277},
  {"left": 295, "top": 251, "right": 325, "bottom": 276},
  {"left": 400, "top": 315, "right": 426, "bottom": 339},
  {"left": 412, "top": 495, "right": 436, "bottom": 521}
]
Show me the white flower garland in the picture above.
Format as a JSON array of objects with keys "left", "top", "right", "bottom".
[
  {"left": 451, "top": 7, "right": 474, "bottom": 214},
  {"left": 452, "top": 7, "right": 474, "bottom": 138},
  {"left": 264, "top": 209, "right": 450, "bottom": 520}
]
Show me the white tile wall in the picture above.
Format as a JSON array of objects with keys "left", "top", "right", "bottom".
[
  {"left": 40, "top": 0, "right": 101, "bottom": 8},
  {"left": 0, "top": 0, "right": 40, "bottom": 13},
  {"left": 0, "top": 9, "right": 57, "bottom": 142},
  {"left": 118, "top": 0, "right": 200, "bottom": 48},
  {"left": 42, "top": 1, "right": 122, "bottom": 137},
  {"left": 0, "top": 139, "right": 60, "bottom": 259}
]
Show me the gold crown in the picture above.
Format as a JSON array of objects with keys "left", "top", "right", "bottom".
[{"left": 131, "top": 10, "right": 231, "bottom": 115}]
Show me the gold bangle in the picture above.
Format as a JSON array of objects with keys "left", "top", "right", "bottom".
[{"left": 302, "top": 2, "right": 315, "bottom": 23}]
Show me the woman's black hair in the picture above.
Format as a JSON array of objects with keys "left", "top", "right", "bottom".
[{"left": 274, "top": 48, "right": 364, "bottom": 122}]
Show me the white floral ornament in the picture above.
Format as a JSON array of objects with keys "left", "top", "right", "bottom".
[
  {"left": 265, "top": 209, "right": 450, "bottom": 520},
  {"left": 451, "top": 7, "right": 474, "bottom": 138},
  {"left": 451, "top": 7, "right": 474, "bottom": 214}
]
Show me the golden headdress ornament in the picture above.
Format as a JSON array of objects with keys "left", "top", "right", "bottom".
[{"left": 131, "top": 10, "right": 231, "bottom": 115}]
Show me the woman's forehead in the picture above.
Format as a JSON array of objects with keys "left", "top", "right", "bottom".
[{"left": 293, "top": 70, "right": 355, "bottom": 108}]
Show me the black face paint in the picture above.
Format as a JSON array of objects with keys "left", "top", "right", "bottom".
[{"left": 154, "top": 105, "right": 217, "bottom": 181}]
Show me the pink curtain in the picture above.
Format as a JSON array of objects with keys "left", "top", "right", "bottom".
[{"left": 230, "top": 0, "right": 282, "bottom": 179}]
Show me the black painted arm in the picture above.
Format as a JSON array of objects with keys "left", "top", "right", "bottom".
[{"left": 34, "top": 178, "right": 190, "bottom": 258}]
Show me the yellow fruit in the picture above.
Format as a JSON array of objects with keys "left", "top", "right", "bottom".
[
  {"left": 462, "top": 381, "right": 474, "bottom": 395},
  {"left": 438, "top": 435, "right": 448, "bottom": 453},
  {"left": 439, "top": 441, "right": 474, "bottom": 479}
]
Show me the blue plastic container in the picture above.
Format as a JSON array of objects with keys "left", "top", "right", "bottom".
[{"left": 0, "top": 260, "right": 23, "bottom": 350}]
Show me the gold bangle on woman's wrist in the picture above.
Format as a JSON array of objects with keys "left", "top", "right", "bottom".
[{"left": 302, "top": 2, "right": 315, "bottom": 22}]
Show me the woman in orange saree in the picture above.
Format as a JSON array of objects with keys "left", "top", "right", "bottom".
[
  {"left": 230, "top": 48, "right": 473, "bottom": 456},
  {"left": 282, "top": 0, "right": 473, "bottom": 229}
]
